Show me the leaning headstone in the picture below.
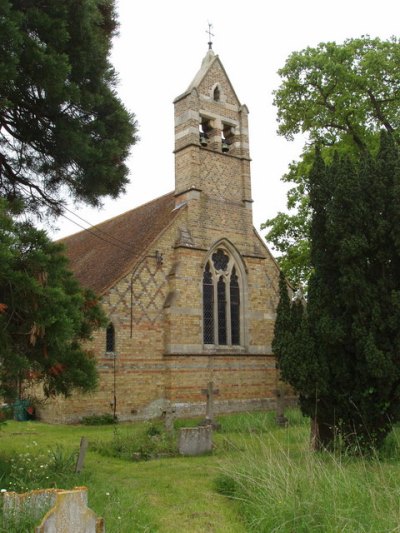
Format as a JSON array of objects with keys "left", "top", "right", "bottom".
[
  {"left": 179, "top": 426, "right": 212, "bottom": 456},
  {"left": 75, "top": 437, "right": 89, "bottom": 473},
  {"left": 2, "top": 486, "right": 104, "bottom": 533}
]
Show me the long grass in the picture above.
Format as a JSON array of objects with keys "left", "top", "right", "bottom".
[
  {"left": 216, "top": 411, "right": 400, "bottom": 532},
  {"left": 1, "top": 412, "right": 400, "bottom": 532}
]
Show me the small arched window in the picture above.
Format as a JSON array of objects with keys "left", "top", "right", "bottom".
[
  {"left": 203, "top": 248, "right": 241, "bottom": 346},
  {"left": 106, "top": 323, "right": 115, "bottom": 353},
  {"left": 213, "top": 85, "right": 220, "bottom": 102}
]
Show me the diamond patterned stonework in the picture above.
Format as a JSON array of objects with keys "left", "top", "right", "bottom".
[{"left": 35, "top": 48, "right": 289, "bottom": 425}]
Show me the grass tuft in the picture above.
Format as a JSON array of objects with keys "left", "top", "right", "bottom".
[{"left": 216, "top": 417, "right": 400, "bottom": 532}]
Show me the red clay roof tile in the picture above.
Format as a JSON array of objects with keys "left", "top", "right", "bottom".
[{"left": 60, "top": 191, "right": 180, "bottom": 294}]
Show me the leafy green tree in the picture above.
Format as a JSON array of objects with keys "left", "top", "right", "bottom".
[
  {"left": 0, "top": 0, "right": 137, "bottom": 217},
  {"left": 276, "top": 136, "right": 400, "bottom": 451},
  {"left": 0, "top": 201, "right": 107, "bottom": 400},
  {"left": 263, "top": 36, "right": 400, "bottom": 288}
]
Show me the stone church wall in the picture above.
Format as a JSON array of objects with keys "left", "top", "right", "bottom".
[
  {"left": 36, "top": 50, "right": 286, "bottom": 424},
  {"left": 37, "top": 216, "right": 282, "bottom": 423}
]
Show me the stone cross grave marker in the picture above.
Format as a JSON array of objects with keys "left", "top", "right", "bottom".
[
  {"left": 200, "top": 381, "right": 219, "bottom": 428},
  {"left": 162, "top": 401, "right": 176, "bottom": 432}
]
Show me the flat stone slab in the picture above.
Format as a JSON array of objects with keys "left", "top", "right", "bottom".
[{"left": 179, "top": 426, "right": 212, "bottom": 456}]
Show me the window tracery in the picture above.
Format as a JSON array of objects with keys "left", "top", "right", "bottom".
[{"left": 203, "top": 248, "right": 242, "bottom": 346}]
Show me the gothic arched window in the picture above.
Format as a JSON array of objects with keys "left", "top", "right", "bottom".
[
  {"left": 213, "top": 85, "right": 220, "bottom": 102},
  {"left": 203, "top": 248, "right": 241, "bottom": 346},
  {"left": 106, "top": 323, "right": 115, "bottom": 353}
]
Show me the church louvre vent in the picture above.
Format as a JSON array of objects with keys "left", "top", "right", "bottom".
[
  {"left": 199, "top": 118, "right": 212, "bottom": 146},
  {"left": 222, "top": 124, "right": 234, "bottom": 153}
]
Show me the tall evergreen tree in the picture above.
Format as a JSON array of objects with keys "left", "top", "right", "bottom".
[
  {"left": 0, "top": 202, "right": 107, "bottom": 400},
  {"left": 0, "top": 0, "right": 137, "bottom": 217},
  {"left": 273, "top": 272, "right": 320, "bottom": 416},
  {"left": 0, "top": 1, "right": 135, "bottom": 401},
  {"left": 276, "top": 134, "right": 400, "bottom": 450}
]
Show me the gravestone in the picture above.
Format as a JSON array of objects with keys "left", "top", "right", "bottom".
[
  {"left": 178, "top": 426, "right": 213, "bottom": 456},
  {"left": 2, "top": 486, "right": 104, "bottom": 533},
  {"left": 75, "top": 437, "right": 89, "bottom": 473},
  {"left": 199, "top": 381, "right": 220, "bottom": 429},
  {"left": 275, "top": 385, "right": 288, "bottom": 427},
  {"left": 161, "top": 401, "right": 176, "bottom": 432}
]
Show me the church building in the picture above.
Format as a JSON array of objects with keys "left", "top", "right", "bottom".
[{"left": 38, "top": 48, "right": 281, "bottom": 423}]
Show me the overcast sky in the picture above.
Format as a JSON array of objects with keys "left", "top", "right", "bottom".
[{"left": 52, "top": 0, "right": 400, "bottom": 246}]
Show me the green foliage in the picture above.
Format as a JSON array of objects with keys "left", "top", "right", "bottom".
[
  {"left": 263, "top": 36, "right": 400, "bottom": 288},
  {"left": 81, "top": 413, "right": 117, "bottom": 425},
  {"left": 1, "top": 414, "right": 400, "bottom": 532},
  {"left": 0, "top": 201, "right": 107, "bottom": 399},
  {"left": 272, "top": 271, "right": 321, "bottom": 404},
  {"left": 0, "top": 404, "right": 13, "bottom": 421},
  {"left": 0, "top": 0, "right": 137, "bottom": 217},
  {"left": 274, "top": 37, "right": 400, "bottom": 147},
  {"left": 0, "top": 443, "right": 83, "bottom": 493},
  {"left": 216, "top": 411, "right": 278, "bottom": 434},
  {"left": 0, "top": 443, "right": 89, "bottom": 533},
  {"left": 275, "top": 135, "right": 400, "bottom": 450},
  {"left": 93, "top": 422, "right": 178, "bottom": 461}
]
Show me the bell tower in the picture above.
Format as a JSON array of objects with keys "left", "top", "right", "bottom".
[{"left": 173, "top": 49, "right": 253, "bottom": 243}]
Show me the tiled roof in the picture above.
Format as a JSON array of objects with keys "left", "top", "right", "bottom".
[{"left": 60, "top": 191, "right": 180, "bottom": 294}]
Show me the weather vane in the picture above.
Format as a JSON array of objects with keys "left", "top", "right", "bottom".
[{"left": 206, "top": 22, "right": 214, "bottom": 50}]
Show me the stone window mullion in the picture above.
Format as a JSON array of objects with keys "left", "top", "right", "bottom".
[
  {"left": 203, "top": 248, "right": 243, "bottom": 347},
  {"left": 217, "top": 276, "right": 227, "bottom": 345},
  {"left": 226, "top": 272, "right": 232, "bottom": 345}
]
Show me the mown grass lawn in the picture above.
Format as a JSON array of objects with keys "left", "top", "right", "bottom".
[
  {"left": 1, "top": 410, "right": 400, "bottom": 532},
  {"left": 0, "top": 415, "right": 249, "bottom": 532}
]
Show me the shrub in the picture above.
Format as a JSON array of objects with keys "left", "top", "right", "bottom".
[
  {"left": 93, "top": 422, "right": 177, "bottom": 461},
  {"left": 80, "top": 413, "right": 117, "bottom": 425},
  {"left": 0, "top": 443, "right": 88, "bottom": 493}
]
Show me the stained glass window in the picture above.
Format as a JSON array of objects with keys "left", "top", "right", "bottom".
[
  {"left": 212, "top": 249, "right": 229, "bottom": 271},
  {"left": 217, "top": 276, "right": 227, "bottom": 345},
  {"left": 203, "top": 250, "right": 242, "bottom": 346}
]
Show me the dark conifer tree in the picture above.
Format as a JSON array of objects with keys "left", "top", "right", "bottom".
[
  {"left": 0, "top": 202, "right": 107, "bottom": 400},
  {"left": 0, "top": 1, "right": 134, "bottom": 400},
  {"left": 276, "top": 134, "right": 400, "bottom": 450},
  {"left": 0, "top": 0, "right": 137, "bottom": 217}
]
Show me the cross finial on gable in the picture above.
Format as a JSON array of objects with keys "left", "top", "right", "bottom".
[{"left": 206, "top": 22, "right": 214, "bottom": 50}]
